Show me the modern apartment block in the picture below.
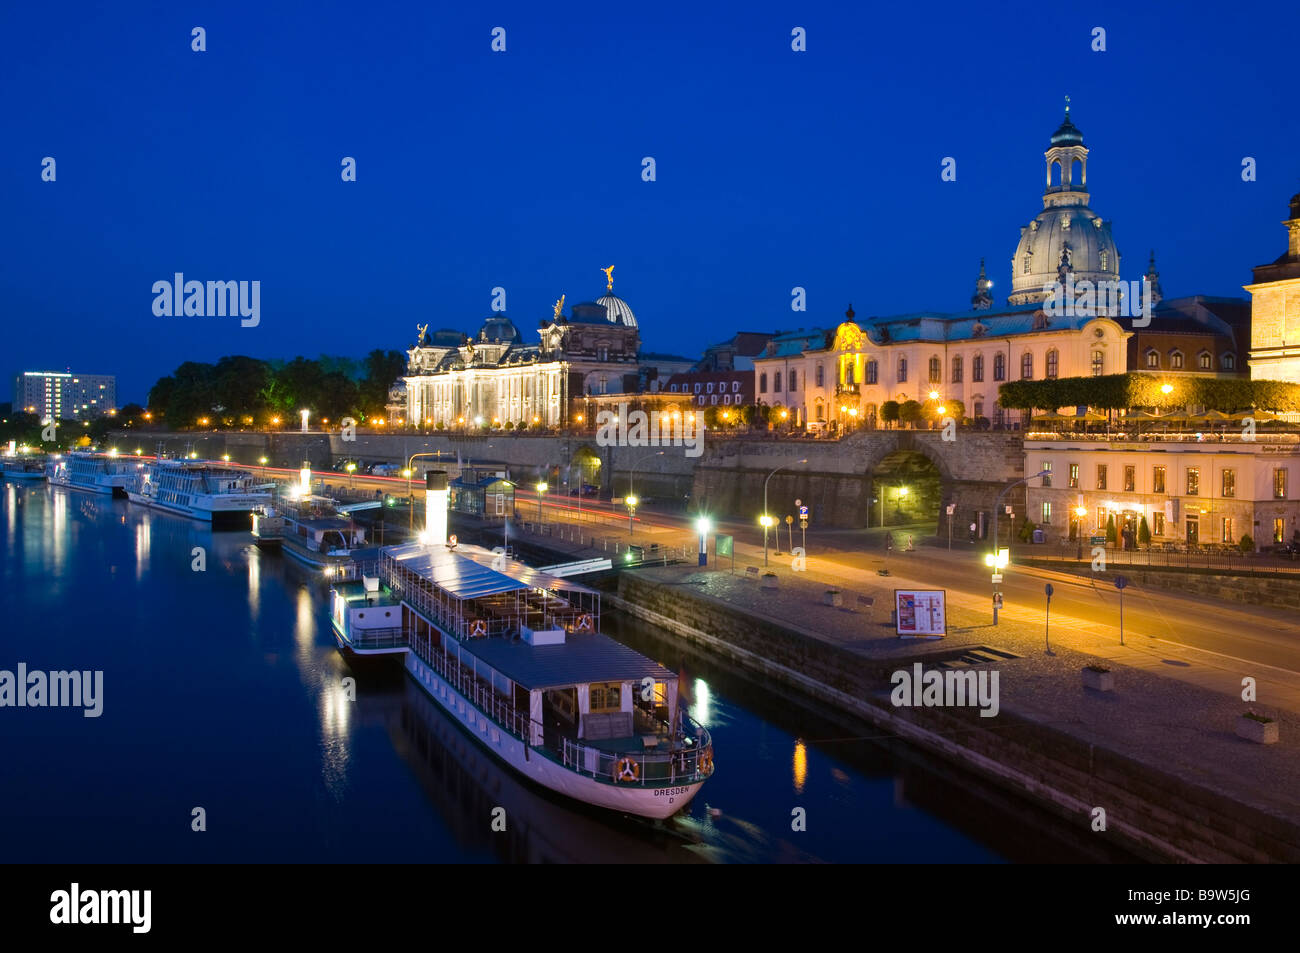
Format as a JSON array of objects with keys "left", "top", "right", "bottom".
[{"left": 13, "top": 370, "right": 117, "bottom": 420}]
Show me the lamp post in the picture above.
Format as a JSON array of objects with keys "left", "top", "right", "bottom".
[
  {"left": 628, "top": 450, "right": 665, "bottom": 501},
  {"left": 987, "top": 469, "right": 1050, "bottom": 624},
  {"left": 625, "top": 494, "right": 639, "bottom": 536},
  {"left": 762, "top": 458, "right": 807, "bottom": 566},
  {"left": 345, "top": 462, "right": 356, "bottom": 490},
  {"left": 535, "top": 481, "right": 547, "bottom": 523},
  {"left": 695, "top": 516, "right": 711, "bottom": 567}
]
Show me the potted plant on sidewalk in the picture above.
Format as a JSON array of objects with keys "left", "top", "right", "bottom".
[
  {"left": 1081, "top": 664, "right": 1114, "bottom": 692},
  {"left": 822, "top": 588, "right": 842, "bottom": 607},
  {"left": 1236, "top": 710, "right": 1278, "bottom": 744}
]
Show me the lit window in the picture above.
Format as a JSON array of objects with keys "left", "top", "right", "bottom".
[
  {"left": 1153, "top": 466, "right": 1166, "bottom": 493},
  {"left": 1096, "top": 464, "right": 1107, "bottom": 490},
  {"left": 1275, "top": 468, "right": 1288, "bottom": 500},
  {"left": 1222, "top": 469, "right": 1235, "bottom": 498},
  {"left": 1091, "top": 351, "right": 1104, "bottom": 376},
  {"left": 1068, "top": 463, "right": 1079, "bottom": 488},
  {"left": 1171, "top": 351, "right": 1184, "bottom": 370},
  {"left": 1145, "top": 350, "right": 1158, "bottom": 369},
  {"left": 1186, "top": 468, "right": 1199, "bottom": 495}
]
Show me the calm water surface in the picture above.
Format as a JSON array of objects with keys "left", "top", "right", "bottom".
[{"left": 1, "top": 483, "right": 1124, "bottom": 863}]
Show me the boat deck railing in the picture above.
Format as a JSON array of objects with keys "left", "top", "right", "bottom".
[
  {"left": 347, "top": 626, "right": 406, "bottom": 650},
  {"left": 409, "top": 632, "right": 536, "bottom": 741},
  {"left": 558, "top": 721, "right": 713, "bottom": 786}
]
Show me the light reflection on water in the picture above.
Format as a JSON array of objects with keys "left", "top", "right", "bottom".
[{"left": 0, "top": 485, "right": 1134, "bottom": 863}]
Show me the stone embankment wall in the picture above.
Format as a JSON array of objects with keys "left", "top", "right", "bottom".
[{"left": 615, "top": 572, "right": 1300, "bottom": 863}]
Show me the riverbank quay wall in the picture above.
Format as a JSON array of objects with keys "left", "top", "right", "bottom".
[{"left": 613, "top": 570, "right": 1300, "bottom": 863}]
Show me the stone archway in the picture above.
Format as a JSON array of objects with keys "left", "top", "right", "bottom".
[{"left": 868, "top": 449, "right": 943, "bottom": 529}]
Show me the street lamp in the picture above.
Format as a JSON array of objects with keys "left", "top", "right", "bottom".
[
  {"left": 988, "top": 469, "right": 1050, "bottom": 624},
  {"left": 695, "top": 516, "right": 712, "bottom": 567},
  {"left": 628, "top": 450, "right": 665, "bottom": 502},
  {"left": 762, "top": 458, "right": 807, "bottom": 565},
  {"left": 625, "top": 494, "right": 639, "bottom": 535},
  {"left": 346, "top": 462, "right": 356, "bottom": 489},
  {"left": 535, "top": 481, "right": 547, "bottom": 523}
]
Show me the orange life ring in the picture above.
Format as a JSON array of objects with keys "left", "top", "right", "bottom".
[
  {"left": 698, "top": 746, "right": 714, "bottom": 775},
  {"left": 614, "top": 757, "right": 639, "bottom": 783},
  {"left": 470, "top": 619, "right": 487, "bottom": 638},
  {"left": 576, "top": 613, "right": 593, "bottom": 632}
]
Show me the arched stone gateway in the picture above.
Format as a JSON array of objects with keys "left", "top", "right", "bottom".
[{"left": 690, "top": 431, "right": 1027, "bottom": 534}]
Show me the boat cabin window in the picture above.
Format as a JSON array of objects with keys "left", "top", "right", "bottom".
[{"left": 589, "top": 683, "right": 621, "bottom": 712}]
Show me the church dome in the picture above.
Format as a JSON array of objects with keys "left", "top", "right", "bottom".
[
  {"left": 476, "top": 315, "right": 522, "bottom": 344},
  {"left": 1008, "top": 104, "right": 1121, "bottom": 305},
  {"left": 594, "top": 293, "right": 637, "bottom": 328}
]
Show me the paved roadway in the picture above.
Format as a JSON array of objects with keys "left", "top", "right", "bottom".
[{"left": 257, "top": 465, "right": 1300, "bottom": 700}]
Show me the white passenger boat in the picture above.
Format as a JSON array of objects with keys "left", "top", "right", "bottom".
[
  {"left": 253, "top": 494, "right": 371, "bottom": 570},
  {"left": 1, "top": 452, "right": 48, "bottom": 481},
  {"left": 328, "top": 472, "right": 714, "bottom": 819},
  {"left": 126, "top": 459, "right": 271, "bottom": 528},
  {"left": 46, "top": 451, "right": 134, "bottom": 497}
]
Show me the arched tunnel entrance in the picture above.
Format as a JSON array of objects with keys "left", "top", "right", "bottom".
[{"left": 868, "top": 450, "right": 943, "bottom": 529}]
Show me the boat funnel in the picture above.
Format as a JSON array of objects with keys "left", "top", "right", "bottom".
[{"left": 425, "top": 470, "right": 449, "bottom": 545}]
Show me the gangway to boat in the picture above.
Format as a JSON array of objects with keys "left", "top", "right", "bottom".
[{"left": 535, "top": 558, "right": 613, "bottom": 577}]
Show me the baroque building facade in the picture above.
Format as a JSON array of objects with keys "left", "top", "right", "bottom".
[
  {"left": 401, "top": 273, "right": 642, "bottom": 429},
  {"left": 1246, "top": 191, "right": 1300, "bottom": 382}
]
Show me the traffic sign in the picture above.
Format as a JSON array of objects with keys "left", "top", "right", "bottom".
[
  {"left": 1045, "top": 583, "right": 1054, "bottom": 597},
  {"left": 1114, "top": 575, "right": 1129, "bottom": 590},
  {"left": 945, "top": 504, "right": 955, "bottom": 515},
  {"left": 991, "top": 573, "right": 1003, "bottom": 584},
  {"left": 799, "top": 505, "right": 808, "bottom": 518},
  {"left": 784, "top": 515, "right": 793, "bottom": 525},
  {"left": 799, "top": 519, "right": 808, "bottom": 530},
  {"left": 1090, "top": 535, "right": 1106, "bottom": 545}
]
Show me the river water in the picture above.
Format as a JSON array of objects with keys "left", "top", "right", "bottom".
[{"left": 1, "top": 482, "right": 1132, "bottom": 863}]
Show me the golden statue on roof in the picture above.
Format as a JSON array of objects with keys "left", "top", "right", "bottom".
[
  {"left": 553, "top": 294, "right": 565, "bottom": 321},
  {"left": 601, "top": 265, "right": 615, "bottom": 291},
  {"left": 416, "top": 323, "right": 428, "bottom": 345}
]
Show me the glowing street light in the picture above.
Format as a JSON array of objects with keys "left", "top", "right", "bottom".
[
  {"left": 695, "top": 515, "right": 712, "bottom": 567},
  {"left": 1160, "top": 383, "right": 1173, "bottom": 395},
  {"left": 535, "top": 481, "right": 547, "bottom": 523},
  {"left": 346, "top": 462, "right": 356, "bottom": 489},
  {"left": 625, "top": 494, "right": 639, "bottom": 536},
  {"left": 929, "top": 391, "right": 940, "bottom": 401}
]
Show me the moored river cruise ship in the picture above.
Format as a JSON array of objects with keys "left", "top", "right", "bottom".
[
  {"left": 126, "top": 459, "right": 271, "bottom": 528},
  {"left": 46, "top": 451, "right": 134, "bottom": 497}
]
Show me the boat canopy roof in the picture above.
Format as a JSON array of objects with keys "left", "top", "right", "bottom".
[
  {"left": 466, "top": 632, "right": 675, "bottom": 691},
  {"left": 385, "top": 542, "right": 596, "bottom": 599}
]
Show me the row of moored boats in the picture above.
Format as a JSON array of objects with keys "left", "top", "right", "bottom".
[{"left": 2, "top": 449, "right": 714, "bottom": 819}]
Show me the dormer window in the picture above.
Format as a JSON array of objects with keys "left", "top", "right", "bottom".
[
  {"left": 1170, "top": 350, "right": 1184, "bottom": 370},
  {"left": 1198, "top": 351, "right": 1212, "bottom": 370},
  {"left": 1223, "top": 353, "right": 1236, "bottom": 370},
  {"left": 1145, "top": 349, "right": 1159, "bottom": 369}
]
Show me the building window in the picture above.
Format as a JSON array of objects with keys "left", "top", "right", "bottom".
[
  {"left": 1020, "top": 352, "right": 1033, "bottom": 380},
  {"left": 773, "top": 372, "right": 782, "bottom": 392},
  {"left": 1123, "top": 466, "right": 1135, "bottom": 492},
  {"left": 1171, "top": 351, "right": 1184, "bottom": 370},
  {"left": 815, "top": 364, "right": 824, "bottom": 387},
  {"left": 1222, "top": 518, "right": 1234, "bottom": 543},
  {"left": 929, "top": 356, "right": 941, "bottom": 383},
  {"left": 1222, "top": 469, "right": 1235, "bottom": 498},
  {"left": 759, "top": 373, "right": 767, "bottom": 394},
  {"left": 866, "top": 360, "right": 878, "bottom": 385},
  {"left": 1042, "top": 501, "right": 1052, "bottom": 523},
  {"left": 898, "top": 357, "right": 908, "bottom": 383},
  {"left": 1222, "top": 354, "right": 1235, "bottom": 370},
  {"left": 1275, "top": 468, "right": 1288, "bottom": 499},
  {"left": 1153, "top": 466, "right": 1166, "bottom": 493},
  {"left": 711, "top": 395, "right": 718, "bottom": 405},
  {"left": 993, "top": 353, "right": 1005, "bottom": 381},
  {"left": 1100, "top": 249, "right": 1108, "bottom": 270},
  {"left": 1041, "top": 461, "right": 1052, "bottom": 487},
  {"left": 1068, "top": 463, "right": 1079, "bottom": 488},
  {"left": 1145, "top": 350, "right": 1159, "bottom": 369},
  {"left": 1274, "top": 517, "right": 1285, "bottom": 543},
  {"left": 707, "top": 382, "right": 714, "bottom": 394},
  {"left": 1186, "top": 467, "right": 1199, "bottom": 495},
  {"left": 1023, "top": 256, "right": 1031, "bottom": 274},
  {"left": 952, "top": 356, "right": 962, "bottom": 383},
  {"left": 1096, "top": 464, "right": 1107, "bottom": 490},
  {"left": 1046, "top": 349, "right": 1058, "bottom": 379},
  {"left": 789, "top": 371, "right": 797, "bottom": 391},
  {"left": 732, "top": 381, "right": 740, "bottom": 393},
  {"left": 972, "top": 355, "right": 984, "bottom": 382},
  {"left": 694, "top": 383, "right": 701, "bottom": 394},
  {"left": 697, "top": 396, "right": 704, "bottom": 406},
  {"left": 1153, "top": 512, "right": 1165, "bottom": 536},
  {"left": 723, "top": 394, "right": 730, "bottom": 405},
  {"left": 1091, "top": 350, "right": 1104, "bottom": 376},
  {"left": 1198, "top": 352, "right": 1211, "bottom": 370},
  {"left": 973, "top": 400, "right": 983, "bottom": 418}
]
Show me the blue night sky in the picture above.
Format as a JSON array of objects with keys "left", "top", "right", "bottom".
[{"left": 3, "top": 0, "right": 1298, "bottom": 403}]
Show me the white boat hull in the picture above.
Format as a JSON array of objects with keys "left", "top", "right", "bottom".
[{"left": 404, "top": 649, "right": 704, "bottom": 820}]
